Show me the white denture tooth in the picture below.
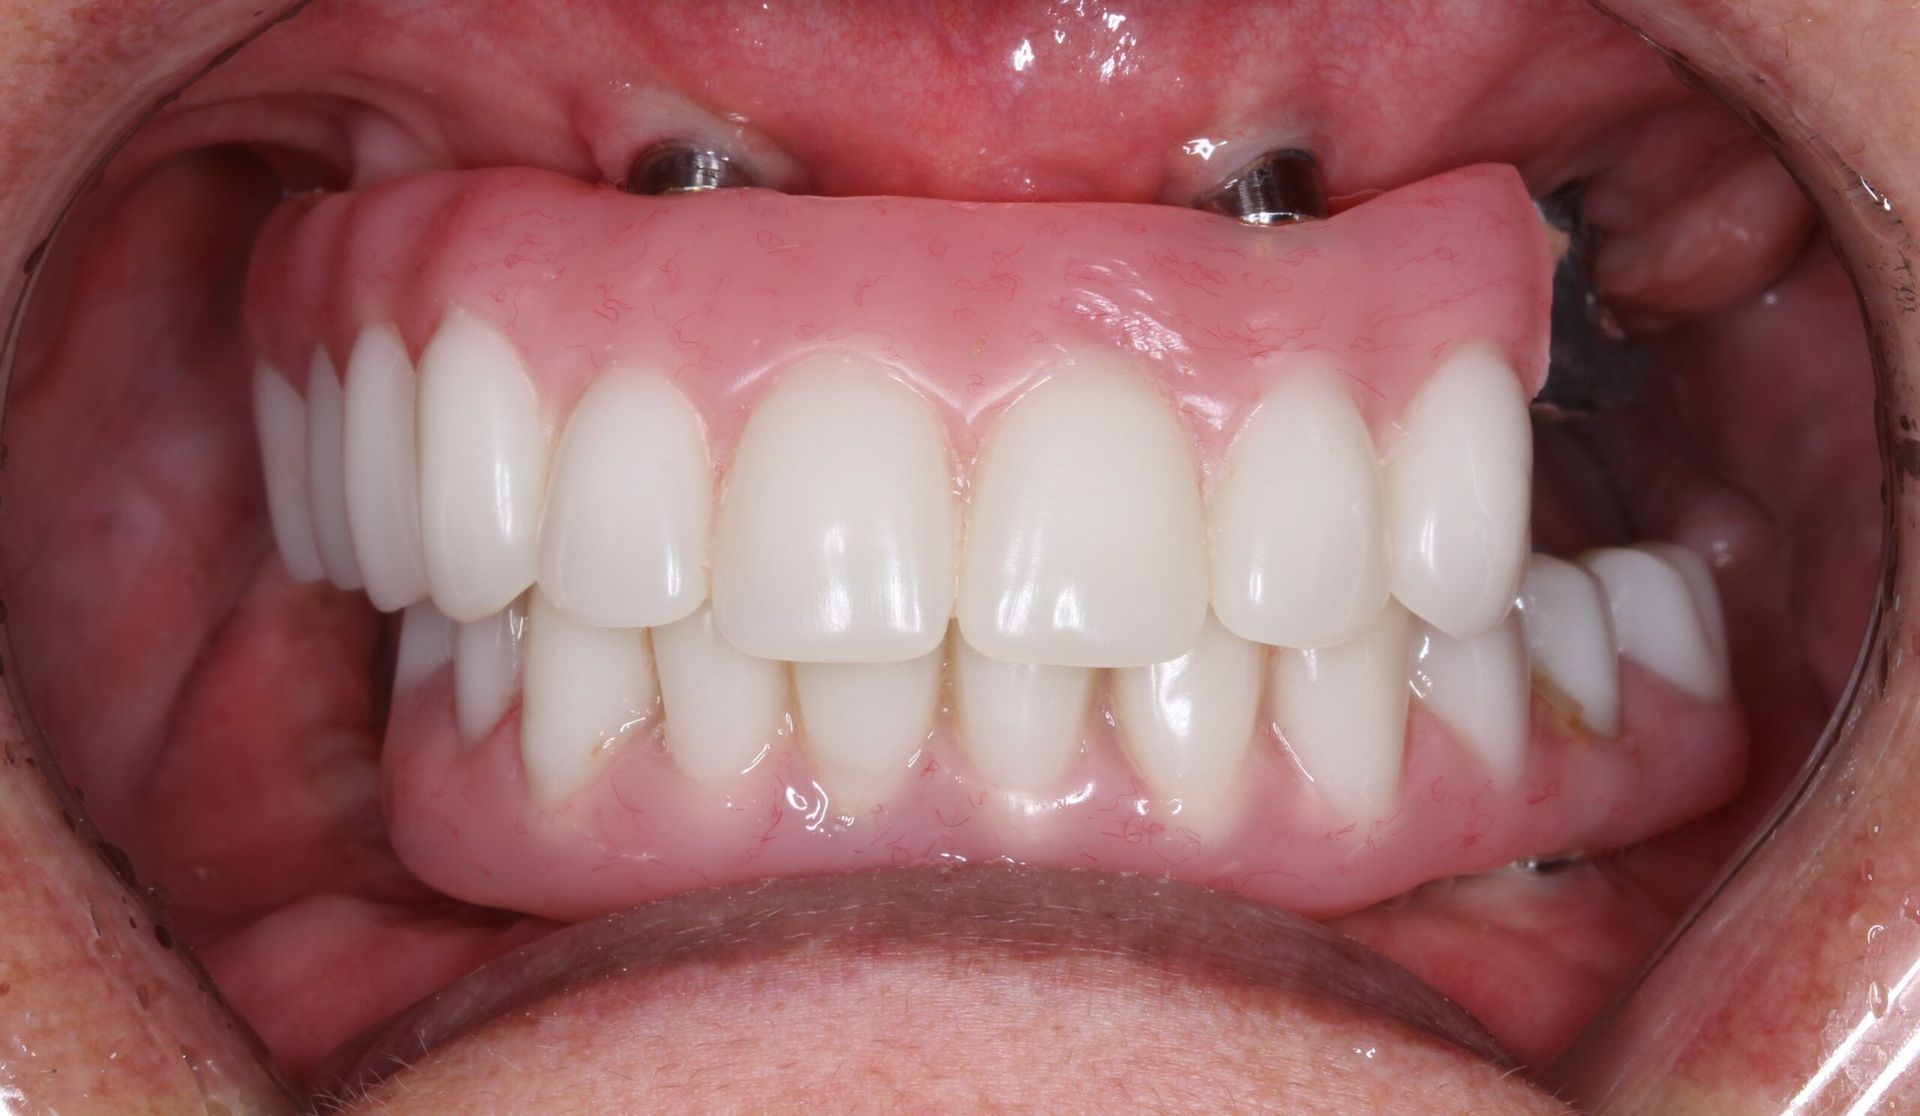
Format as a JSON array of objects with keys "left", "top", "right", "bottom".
[
  {"left": 343, "top": 324, "right": 430, "bottom": 612},
  {"left": 1581, "top": 545, "right": 1731, "bottom": 702},
  {"left": 1211, "top": 367, "right": 1389, "bottom": 649},
  {"left": 1409, "top": 613, "right": 1531, "bottom": 782},
  {"left": 417, "top": 310, "right": 551, "bottom": 622},
  {"left": 1641, "top": 543, "right": 1730, "bottom": 667},
  {"left": 1385, "top": 344, "right": 1532, "bottom": 639},
  {"left": 653, "top": 604, "right": 786, "bottom": 782},
  {"left": 539, "top": 370, "right": 710, "bottom": 628},
  {"left": 793, "top": 648, "right": 942, "bottom": 814},
  {"left": 393, "top": 601, "right": 454, "bottom": 693},
  {"left": 1516, "top": 554, "right": 1621, "bottom": 737},
  {"left": 958, "top": 359, "right": 1209, "bottom": 668},
  {"left": 1270, "top": 601, "right": 1413, "bottom": 820},
  {"left": 252, "top": 361, "right": 326, "bottom": 583},
  {"left": 304, "top": 350, "right": 363, "bottom": 589},
  {"left": 520, "top": 590, "right": 657, "bottom": 805},
  {"left": 454, "top": 600, "right": 525, "bottom": 743},
  {"left": 1113, "top": 614, "right": 1262, "bottom": 827},
  {"left": 953, "top": 636, "right": 1093, "bottom": 794},
  {"left": 713, "top": 353, "right": 955, "bottom": 663}
]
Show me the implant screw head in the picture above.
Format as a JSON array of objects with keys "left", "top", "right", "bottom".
[
  {"left": 1193, "top": 148, "right": 1329, "bottom": 226},
  {"left": 1512, "top": 854, "right": 1586, "bottom": 876},
  {"left": 624, "top": 142, "right": 756, "bottom": 195}
]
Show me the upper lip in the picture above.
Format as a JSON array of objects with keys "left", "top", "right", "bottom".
[{"left": 311, "top": 863, "right": 1513, "bottom": 1103}]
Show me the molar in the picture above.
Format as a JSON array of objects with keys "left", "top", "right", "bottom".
[
  {"left": 1211, "top": 365, "right": 1389, "bottom": 649},
  {"left": 417, "top": 310, "right": 552, "bottom": 622},
  {"left": 792, "top": 648, "right": 942, "bottom": 814},
  {"left": 1515, "top": 554, "right": 1620, "bottom": 736},
  {"left": 342, "top": 324, "right": 430, "bottom": 612},
  {"left": 653, "top": 603, "right": 787, "bottom": 783},
  {"left": 538, "top": 369, "right": 711, "bottom": 628},
  {"left": 1580, "top": 545, "right": 1731, "bottom": 702},
  {"left": 251, "top": 361, "right": 326, "bottom": 583},
  {"left": 1270, "top": 601, "right": 1414, "bottom": 820},
  {"left": 304, "top": 348, "right": 364, "bottom": 590},
  {"left": 953, "top": 632, "right": 1094, "bottom": 795},
  {"left": 1409, "top": 612, "right": 1532, "bottom": 782},
  {"left": 520, "top": 590, "right": 658, "bottom": 805},
  {"left": 958, "top": 358, "right": 1209, "bottom": 668},
  {"left": 1385, "top": 344, "right": 1532, "bottom": 639},
  {"left": 712, "top": 353, "right": 956, "bottom": 663},
  {"left": 1112, "top": 613, "right": 1262, "bottom": 830},
  {"left": 453, "top": 598, "right": 525, "bottom": 743}
]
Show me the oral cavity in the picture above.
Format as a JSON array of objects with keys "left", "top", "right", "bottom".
[{"left": 243, "top": 162, "right": 1748, "bottom": 922}]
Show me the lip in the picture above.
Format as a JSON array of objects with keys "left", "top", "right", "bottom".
[
  {"left": 311, "top": 864, "right": 1514, "bottom": 1103},
  {"left": 0, "top": 1, "right": 1905, "bottom": 1110}
]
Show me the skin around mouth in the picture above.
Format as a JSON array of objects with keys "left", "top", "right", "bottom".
[{"left": 0, "top": 1, "right": 1902, "bottom": 1113}]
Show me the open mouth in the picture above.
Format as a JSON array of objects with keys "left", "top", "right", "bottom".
[{"left": 0, "top": 0, "right": 1894, "bottom": 1110}]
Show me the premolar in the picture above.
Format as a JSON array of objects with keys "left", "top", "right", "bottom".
[
  {"left": 304, "top": 349, "right": 364, "bottom": 590},
  {"left": 539, "top": 369, "right": 711, "bottom": 629},
  {"left": 1211, "top": 367, "right": 1388, "bottom": 649},
  {"left": 712, "top": 353, "right": 956, "bottom": 663},
  {"left": 1581, "top": 545, "right": 1731, "bottom": 701},
  {"left": 453, "top": 600, "right": 524, "bottom": 743},
  {"left": 251, "top": 362, "right": 325, "bottom": 583},
  {"left": 393, "top": 601, "right": 454, "bottom": 693},
  {"left": 959, "top": 359, "right": 1208, "bottom": 668},
  {"left": 342, "top": 324, "right": 430, "bottom": 611},
  {"left": 1516, "top": 554, "right": 1620, "bottom": 736}
]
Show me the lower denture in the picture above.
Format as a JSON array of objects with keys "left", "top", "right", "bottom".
[{"left": 242, "top": 161, "right": 1748, "bottom": 922}]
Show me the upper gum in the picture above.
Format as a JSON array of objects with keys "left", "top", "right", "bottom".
[{"left": 246, "top": 161, "right": 1554, "bottom": 477}]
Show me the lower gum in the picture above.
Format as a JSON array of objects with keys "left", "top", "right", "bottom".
[{"left": 382, "top": 662, "right": 1747, "bottom": 922}]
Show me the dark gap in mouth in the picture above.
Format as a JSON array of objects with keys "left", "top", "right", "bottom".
[{"left": 0, "top": 2, "right": 1883, "bottom": 1102}]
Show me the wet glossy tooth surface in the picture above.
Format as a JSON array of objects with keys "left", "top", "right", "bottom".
[
  {"left": 1409, "top": 613, "right": 1531, "bottom": 782},
  {"left": 953, "top": 636, "right": 1092, "bottom": 794},
  {"left": 653, "top": 604, "right": 786, "bottom": 783},
  {"left": 252, "top": 361, "right": 325, "bottom": 582},
  {"left": 959, "top": 360, "right": 1208, "bottom": 667},
  {"left": 454, "top": 601, "right": 524, "bottom": 743},
  {"left": 393, "top": 601, "right": 454, "bottom": 693},
  {"left": 1581, "top": 545, "right": 1731, "bottom": 701},
  {"left": 304, "top": 349, "right": 363, "bottom": 589},
  {"left": 1642, "top": 542, "right": 1730, "bottom": 670},
  {"left": 521, "top": 591, "right": 657, "bottom": 805},
  {"left": 418, "top": 311, "right": 551, "bottom": 622},
  {"left": 793, "top": 649, "right": 942, "bottom": 812},
  {"left": 342, "top": 324, "right": 429, "bottom": 611},
  {"left": 539, "top": 369, "right": 710, "bottom": 628},
  {"left": 1113, "top": 614, "right": 1262, "bottom": 827},
  {"left": 1386, "top": 344, "right": 1531, "bottom": 639},
  {"left": 1270, "top": 601, "right": 1413, "bottom": 820},
  {"left": 713, "top": 353, "right": 955, "bottom": 663},
  {"left": 1516, "top": 554, "right": 1620, "bottom": 736},
  {"left": 1211, "top": 369, "right": 1388, "bottom": 649}
]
